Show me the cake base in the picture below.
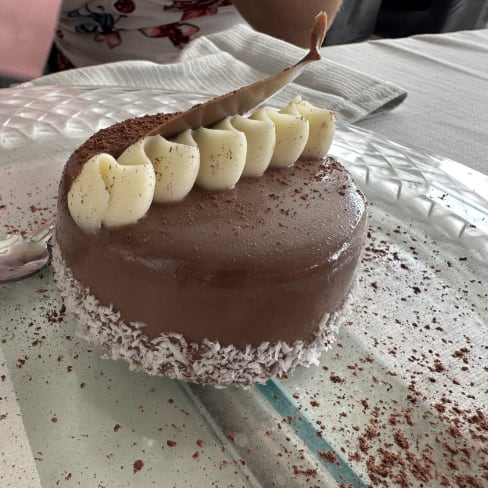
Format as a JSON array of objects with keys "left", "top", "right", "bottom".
[{"left": 52, "top": 240, "right": 353, "bottom": 387}]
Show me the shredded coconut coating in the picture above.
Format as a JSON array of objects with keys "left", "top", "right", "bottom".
[{"left": 52, "top": 239, "right": 349, "bottom": 387}]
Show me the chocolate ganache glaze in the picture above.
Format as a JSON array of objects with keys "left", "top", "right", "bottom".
[{"left": 56, "top": 113, "right": 367, "bottom": 351}]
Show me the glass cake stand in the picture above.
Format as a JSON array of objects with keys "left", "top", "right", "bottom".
[{"left": 1, "top": 85, "right": 487, "bottom": 487}]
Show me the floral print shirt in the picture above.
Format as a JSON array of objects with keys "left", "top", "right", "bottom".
[{"left": 55, "top": 0, "right": 238, "bottom": 68}]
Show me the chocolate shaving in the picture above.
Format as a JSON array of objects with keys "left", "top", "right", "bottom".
[{"left": 146, "top": 12, "right": 328, "bottom": 139}]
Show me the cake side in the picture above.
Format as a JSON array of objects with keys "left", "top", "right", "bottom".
[{"left": 52, "top": 238, "right": 357, "bottom": 387}]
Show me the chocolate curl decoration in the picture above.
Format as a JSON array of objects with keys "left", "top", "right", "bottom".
[{"left": 147, "top": 11, "right": 328, "bottom": 139}]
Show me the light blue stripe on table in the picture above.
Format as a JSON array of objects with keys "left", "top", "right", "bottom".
[{"left": 256, "top": 379, "right": 368, "bottom": 487}]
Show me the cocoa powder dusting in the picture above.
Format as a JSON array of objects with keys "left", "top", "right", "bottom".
[{"left": 132, "top": 459, "right": 144, "bottom": 474}]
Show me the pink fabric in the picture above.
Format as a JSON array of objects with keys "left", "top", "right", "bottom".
[{"left": 1, "top": 1, "right": 62, "bottom": 79}]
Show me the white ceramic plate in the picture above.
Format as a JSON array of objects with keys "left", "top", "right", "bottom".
[{"left": 1, "top": 86, "right": 487, "bottom": 487}]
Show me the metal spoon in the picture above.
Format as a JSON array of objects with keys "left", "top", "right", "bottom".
[{"left": 0, "top": 220, "right": 54, "bottom": 282}]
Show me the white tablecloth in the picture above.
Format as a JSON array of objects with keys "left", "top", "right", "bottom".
[
  {"left": 323, "top": 29, "right": 488, "bottom": 175},
  {"left": 0, "top": 348, "right": 41, "bottom": 488}
]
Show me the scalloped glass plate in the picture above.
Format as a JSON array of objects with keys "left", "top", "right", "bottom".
[{"left": 1, "top": 86, "right": 487, "bottom": 487}]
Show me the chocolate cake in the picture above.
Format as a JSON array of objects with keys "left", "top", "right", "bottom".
[{"left": 52, "top": 105, "right": 367, "bottom": 386}]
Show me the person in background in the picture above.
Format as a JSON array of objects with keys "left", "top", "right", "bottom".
[
  {"left": 1, "top": 0, "right": 342, "bottom": 83},
  {"left": 54, "top": 0, "right": 342, "bottom": 69}
]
